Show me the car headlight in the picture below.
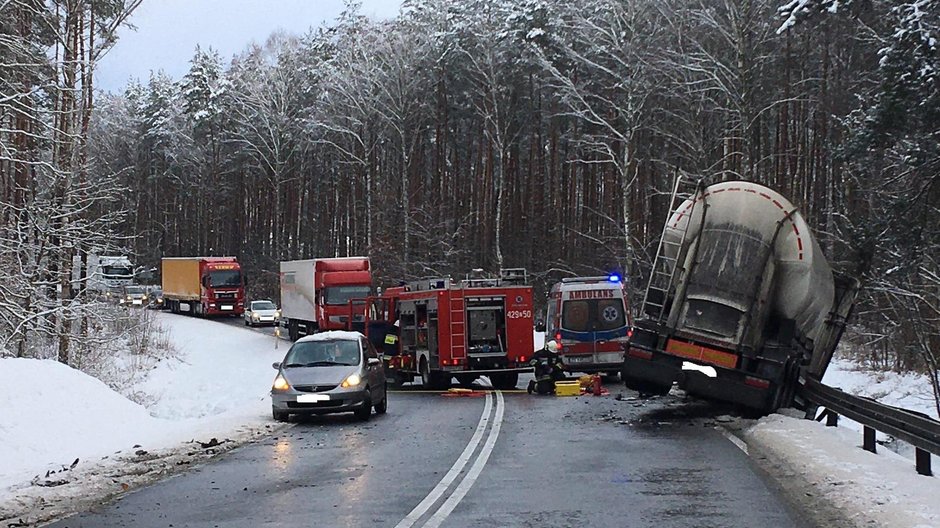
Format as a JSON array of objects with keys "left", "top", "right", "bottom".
[
  {"left": 275, "top": 309, "right": 281, "bottom": 317},
  {"left": 143, "top": 295, "right": 148, "bottom": 300},
  {"left": 272, "top": 374, "right": 290, "bottom": 391},
  {"left": 252, "top": 313, "right": 260, "bottom": 319},
  {"left": 341, "top": 373, "right": 362, "bottom": 388}
]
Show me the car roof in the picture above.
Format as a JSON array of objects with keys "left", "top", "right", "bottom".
[
  {"left": 296, "top": 330, "right": 364, "bottom": 343},
  {"left": 251, "top": 299, "right": 274, "bottom": 304}
]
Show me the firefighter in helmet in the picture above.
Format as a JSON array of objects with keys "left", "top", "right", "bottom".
[{"left": 527, "top": 340, "right": 566, "bottom": 395}]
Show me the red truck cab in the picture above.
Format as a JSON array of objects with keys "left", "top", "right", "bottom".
[
  {"left": 200, "top": 258, "right": 245, "bottom": 316},
  {"left": 162, "top": 256, "right": 245, "bottom": 316},
  {"left": 315, "top": 259, "right": 372, "bottom": 331}
]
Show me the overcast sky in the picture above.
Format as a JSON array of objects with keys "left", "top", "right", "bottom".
[{"left": 96, "top": 0, "right": 403, "bottom": 92}]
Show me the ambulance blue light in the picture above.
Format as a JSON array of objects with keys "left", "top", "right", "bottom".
[{"left": 608, "top": 274, "right": 621, "bottom": 283}]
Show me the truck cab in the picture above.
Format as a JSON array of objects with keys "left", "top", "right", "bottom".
[{"left": 280, "top": 258, "right": 372, "bottom": 340}]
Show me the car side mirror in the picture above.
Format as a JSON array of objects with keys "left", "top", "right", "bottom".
[
  {"left": 535, "top": 319, "right": 546, "bottom": 332},
  {"left": 368, "top": 357, "right": 380, "bottom": 367},
  {"left": 272, "top": 362, "right": 281, "bottom": 370}
]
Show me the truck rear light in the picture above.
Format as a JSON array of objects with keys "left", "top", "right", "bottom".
[
  {"left": 555, "top": 332, "right": 561, "bottom": 342},
  {"left": 627, "top": 348, "right": 653, "bottom": 360},
  {"left": 519, "top": 355, "right": 526, "bottom": 363},
  {"left": 627, "top": 329, "right": 634, "bottom": 339},
  {"left": 744, "top": 376, "right": 770, "bottom": 390}
]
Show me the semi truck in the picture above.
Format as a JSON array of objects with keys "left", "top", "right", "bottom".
[
  {"left": 161, "top": 257, "right": 245, "bottom": 316},
  {"left": 279, "top": 257, "right": 372, "bottom": 341},
  {"left": 623, "top": 179, "right": 858, "bottom": 412},
  {"left": 360, "top": 269, "right": 535, "bottom": 390}
]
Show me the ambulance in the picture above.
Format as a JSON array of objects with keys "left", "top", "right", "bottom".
[{"left": 545, "top": 275, "right": 632, "bottom": 375}]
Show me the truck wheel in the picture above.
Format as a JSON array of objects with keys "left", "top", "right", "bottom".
[
  {"left": 490, "top": 373, "right": 519, "bottom": 390},
  {"left": 288, "top": 320, "right": 299, "bottom": 342},
  {"left": 420, "top": 360, "right": 450, "bottom": 390}
]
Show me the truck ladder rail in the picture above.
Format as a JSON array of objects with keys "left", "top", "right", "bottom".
[
  {"left": 449, "top": 290, "right": 466, "bottom": 359},
  {"left": 641, "top": 173, "right": 704, "bottom": 323}
]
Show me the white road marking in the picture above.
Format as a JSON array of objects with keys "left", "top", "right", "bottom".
[
  {"left": 423, "top": 390, "right": 505, "bottom": 528},
  {"left": 394, "top": 392, "right": 494, "bottom": 528},
  {"left": 718, "top": 427, "right": 749, "bottom": 455}
]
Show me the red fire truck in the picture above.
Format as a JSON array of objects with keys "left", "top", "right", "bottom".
[{"left": 358, "top": 269, "right": 535, "bottom": 390}]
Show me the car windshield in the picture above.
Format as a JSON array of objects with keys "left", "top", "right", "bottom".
[
  {"left": 125, "top": 286, "right": 145, "bottom": 295},
  {"left": 283, "top": 340, "right": 361, "bottom": 367},
  {"left": 561, "top": 298, "right": 626, "bottom": 332},
  {"left": 252, "top": 301, "right": 276, "bottom": 311},
  {"left": 209, "top": 270, "right": 241, "bottom": 287}
]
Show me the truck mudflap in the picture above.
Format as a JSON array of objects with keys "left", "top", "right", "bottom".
[{"left": 622, "top": 347, "right": 778, "bottom": 411}]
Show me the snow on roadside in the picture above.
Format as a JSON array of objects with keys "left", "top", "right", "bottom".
[
  {"left": 744, "top": 412, "right": 940, "bottom": 528},
  {"left": 737, "top": 355, "right": 940, "bottom": 528},
  {"left": 823, "top": 357, "right": 939, "bottom": 421},
  {"left": 0, "top": 312, "right": 286, "bottom": 524}
]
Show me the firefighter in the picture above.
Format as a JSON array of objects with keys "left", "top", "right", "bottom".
[{"left": 527, "top": 340, "right": 566, "bottom": 395}]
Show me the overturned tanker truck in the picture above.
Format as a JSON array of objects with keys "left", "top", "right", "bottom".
[{"left": 623, "top": 179, "right": 859, "bottom": 412}]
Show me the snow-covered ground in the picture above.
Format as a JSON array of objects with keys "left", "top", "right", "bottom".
[
  {"left": 0, "top": 312, "right": 286, "bottom": 524},
  {"left": 740, "top": 357, "right": 940, "bottom": 528},
  {"left": 1, "top": 318, "right": 937, "bottom": 527},
  {"left": 823, "top": 358, "right": 939, "bottom": 421}
]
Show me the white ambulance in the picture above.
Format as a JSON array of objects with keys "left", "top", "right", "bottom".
[{"left": 545, "top": 275, "right": 633, "bottom": 375}]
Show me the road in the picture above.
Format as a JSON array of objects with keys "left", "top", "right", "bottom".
[
  {"left": 44, "top": 385, "right": 808, "bottom": 528},
  {"left": 216, "top": 313, "right": 285, "bottom": 340}
]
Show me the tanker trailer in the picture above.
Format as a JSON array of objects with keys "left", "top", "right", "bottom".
[{"left": 623, "top": 180, "right": 858, "bottom": 412}]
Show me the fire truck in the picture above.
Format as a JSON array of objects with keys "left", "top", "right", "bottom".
[{"left": 356, "top": 269, "right": 535, "bottom": 390}]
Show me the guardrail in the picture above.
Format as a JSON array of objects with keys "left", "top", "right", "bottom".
[{"left": 798, "top": 377, "right": 940, "bottom": 476}]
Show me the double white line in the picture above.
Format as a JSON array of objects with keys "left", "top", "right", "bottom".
[{"left": 395, "top": 391, "right": 505, "bottom": 528}]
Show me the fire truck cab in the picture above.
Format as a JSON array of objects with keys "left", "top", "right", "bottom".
[
  {"left": 363, "top": 269, "right": 535, "bottom": 390},
  {"left": 546, "top": 275, "right": 633, "bottom": 376}
]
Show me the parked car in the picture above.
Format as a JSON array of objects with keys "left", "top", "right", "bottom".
[
  {"left": 244, "top": 299, "right": 280, "bottom": 327},
  {"left": 120, "top": 285, "right": 148, "bottom": 307},
  {"left": 270, "top": 331, "right": 387, "bottom": 422}
]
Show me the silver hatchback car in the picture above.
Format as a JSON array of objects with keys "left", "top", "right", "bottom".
[{"left": 270, "top": 331, "right": 387, "bottom": 422}]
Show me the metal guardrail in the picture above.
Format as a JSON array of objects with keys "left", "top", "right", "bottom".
[{"left": 798, "top": 377, "right": 940, "bottom": 476}]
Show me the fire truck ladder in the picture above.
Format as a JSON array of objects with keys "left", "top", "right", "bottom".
[
  {"left": 449, "top": 289, "right": 467, "bottom": 361},
  {"left": 641, "top": 174, "right": 704, "bottom": 324}
]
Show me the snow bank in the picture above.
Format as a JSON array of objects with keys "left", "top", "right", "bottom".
[
  {"left": 746, "top": 413, "right": 940, "bottom": 528},
  {"left": 0, "top": 312, "right": 286, "bottom": 503},
  {"left": 824, "top": 358, "right": 938, "bottom": 420},
  {"left": 137, "top": 312, "right": 286, "bottom": 421},
  {"left": 0, "top": 358, "right": 175, "bottom": 490}
]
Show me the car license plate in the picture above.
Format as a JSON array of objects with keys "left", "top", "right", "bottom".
[
  {"left": 566, "top": 355, "right": 591, "bottom": 363},
  {"left": 133, "top": 300, "right": 142, "bottom": 305},
  {"left": 297, "top": 394, "right": 330, "bottom": 403},
  {"left": 221, "top": 305, "right": 233, "bottom": 311}
]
